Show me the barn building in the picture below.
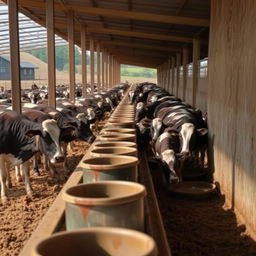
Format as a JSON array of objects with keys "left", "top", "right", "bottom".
[
  {"left": 0, "top": 55, "right": 38, "bottom": 80},
  {"left": 1, "top": 0, "right": 256, "bottom": 255}
]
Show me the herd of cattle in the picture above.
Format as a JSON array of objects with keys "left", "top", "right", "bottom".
[
  {"left": 0, "top": 83, "right": 128, "bottom": 204},
  {"left": 131, "top": 82, "right": 208, "bottom": 184}
]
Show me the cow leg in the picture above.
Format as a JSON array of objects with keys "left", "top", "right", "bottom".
[
  {"left": 15, "top": 165, "right": 22, "bottom": 182},
  {"left": 0, "top": 155, "right": 8, "bottom": 203},
  {"left": 21, "top": 161, "right": 33, "bottom": 197},
  {"left": 32, "top": 154, "right": 40, "bottom": 176},
  {"left": 42, "top": 154, "right": 50, "bottom": 173},
  {"left": 61, "top": 142, "right": 69, "bottom": 175},
  {"left": 5, "top": 161, "right": 12, "bottom": 189},
  {"left": 151, "top": 118, "right": 162, "bottom": 142},
  {"left": 161, "top": 149, "right": 179, "bottom": 183}
]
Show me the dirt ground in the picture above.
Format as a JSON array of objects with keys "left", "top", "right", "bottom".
[
  {"left": 0, "top": 141, "right": 90, "bottom": 256},
  {"left": 1, "top": 141, "right": 256, "bottom": 256},
  {"left": 156, "top": 188, "right": 256, "bottom": 256}
]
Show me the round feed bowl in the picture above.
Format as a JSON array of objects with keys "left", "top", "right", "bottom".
[
  {"left": 100, "top": 128, "right": 136, "bottom": 135},
  {"left": 33, "top": 227, "right": 157, "bottom": 256},
  {"left": 168, "top": 181, "right": 217, "bottom": 199},
  {"left": 90, "top": 147, "right": 137, "bottom": 157},
  {"left": 93, "top": 141, "right": 136, "bottom": 148}
]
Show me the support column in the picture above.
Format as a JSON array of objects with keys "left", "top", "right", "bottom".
[
  {"left": 90, "top": 35, "right": 94, "bottom": 95},
  {"left": 68, "top": 11, "right": 75, "bottom": 102},
  {"left": 182, "top": 47, "right": 189, "bottom": 101},
  {"left": 192, "top": 38, "right": 200, "bottom": 107},
  {"left": 46, "top": 0, "right": 56, "bottom": 108},
  {"left": 106, "top": 53, "right": 109, "bottom": 89},
  {"left": 109, "top": 55, "right": 112, "bottom": 88},
  {"left": 81, "top": 26, "right": 87, "bottom": 97},
  {"left": 101, "top": 49, "right": 105, "bottom": 90},
  {"left": 97, "top": 42, "right": 101, "bottom": 92},
  {"left": 8, "top": 0, "right": 21, "bottom": 112},
  {"left": 176, "top": 53, "right": 181, "bottom": 97},
  {"left": 167, "top": 58, "right": 171, "bottom": 93},
  {"left": 171, "top": 56, "right": 175, "bottom": 94}
]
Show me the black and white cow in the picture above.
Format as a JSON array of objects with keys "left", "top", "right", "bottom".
[
  {"left": 0, "top": 110, "right": 65, "bottom": 203},
  {"left": 154, "top": 130, "right": 181, "bottom": 183}
]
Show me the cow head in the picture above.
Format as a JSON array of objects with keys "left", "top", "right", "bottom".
[
  {"left": 161, "top": 149, "right": 180, "bottom": 183},
  {"left": 135, "top": 102, "right": 146, "bottom": 123},
  {"left": 26, "top": 119, "right": 64, "bottom": 164},
  {"left": 179, "top": 123, "right": 208, "bottom": 158},
  {"left": 75, "top": 113, "right": 96, "bottom": 143}
]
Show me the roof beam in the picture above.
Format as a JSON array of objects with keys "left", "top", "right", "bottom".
[
  {"left": 105, "top": 47, "right": 172, "bottom": 58},
  {"left": 120, "top": 62, "right": 157, "bottom": 68},
  {"left": 100, "top": 40, "right": 181, "bottom": 52},
  {"left": 18, "top": 0, "right": 209, "bottom": 27},
  {"left": 55, "top": 24, "right": 203, "bottom": 44}
]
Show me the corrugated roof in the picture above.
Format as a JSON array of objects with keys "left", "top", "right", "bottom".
[{"left": 0, "top": 55, "right": 38, "bottom": 68}]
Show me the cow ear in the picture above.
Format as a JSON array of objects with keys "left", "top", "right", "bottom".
[
  {"left": 25, "top": 129, "right": 42, "bottom": 137},
  {"left": 197, "top": 128, "right": 208, "bottom": 136}
]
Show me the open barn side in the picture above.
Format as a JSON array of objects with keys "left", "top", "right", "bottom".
[{"left": 208, "top": 0, "right": 256, "bottom": 237}]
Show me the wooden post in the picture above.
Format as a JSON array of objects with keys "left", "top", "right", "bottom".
[
  {"left": 101, "top": 49, "right": 105, "bottom": 91},
  {"left": 46, "top": 0, "right": 56, "bottom": 108},
  {"left": 192, "top": 38, "right": 200, "bottom": 106},
  {"left": 171, "top": 56, "right": 175, "bottom": 94},
  {"left": 90, "top": 35, "right": 94, "bottom": 95},
  {"left": 176, "top": 52, "right": 181, "bottom": 97},
  {"left": 182, "top": 47, "right": 189, "bottom": 101},
  {"left": 68, "top": 10, "right": 75, "bottom": 102},
  {"left": 97, "top": 42, "right": 101, "bottom": 92},
  {"left": 168, "top": 58, "right": 171, "bottom": 93},
  {"left": 110, "top": 54, "right": 112, "bottom": 88},
  {"left": 81, "top": 26, "right": 87, "bottom": 97},
  {"left": 8, "top": 0, "right": 21, "bottom": 112},
  {"left": 106, "top": 53, "right": 109, "bottom": 89}
]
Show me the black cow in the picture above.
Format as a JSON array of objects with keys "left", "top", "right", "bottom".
[{"left": 0, "top": 110, "right": 65, "bottom": 203}]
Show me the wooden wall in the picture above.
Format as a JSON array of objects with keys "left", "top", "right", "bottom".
[{"left": 208, "top": 0, "right": 256, "bottom": 236}]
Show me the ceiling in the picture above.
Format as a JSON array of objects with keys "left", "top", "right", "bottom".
[{"left": 2, "top": 0, "right": 210, "bottom": 68}]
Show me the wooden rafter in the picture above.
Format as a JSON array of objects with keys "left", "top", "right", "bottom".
[{"left": 17, "top": 0, "right": 209, "bottom": 27}]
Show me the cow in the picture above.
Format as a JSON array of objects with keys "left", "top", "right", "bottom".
[
  {"left": 0, "top": 110, "right": 66, "bottom": 203},
  {"left": 154, "top": 130, "right": 181, "bottom": 183}
]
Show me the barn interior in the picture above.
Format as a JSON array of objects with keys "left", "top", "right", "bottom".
[{"left": 1, "top": 0, "right": 256, "bottom": 254}]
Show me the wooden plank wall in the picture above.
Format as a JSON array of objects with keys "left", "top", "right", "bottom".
[{"left": 208, "top": 0, "right": 256, "bottom": 236}]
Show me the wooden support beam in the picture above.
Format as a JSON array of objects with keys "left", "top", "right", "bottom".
[
  {"left": 167, "top": 59, "right": 171, "bottom": 93},
  {"left": 118, "top": 58, "right": 159, "bottom": 68},
  {"left": 46, "top": 0, "right": 56, "bottom": 108},
  {"left": 176, "top": 52, "right": 181, "bottom": 97},
  {"left": 81, "top": 26, "right": 87, "bottom": 97},
  {"left": 68, "top": 10, "right": 75, "bottom": 102},
  {"left": 104, "top": 47, "right": 172, "bottom": 58},
  {"left": 106, "top": 53, "right": 109, "bottom": 89},
  {"left": 18, "top": 0, "right": 209, "bottom": 27},
  {"left": 109, "top": 55, "right": 113, "bottom": 88},
  {"left": 86, "top": 27, "right": 195, "bottom": 43},
  {"left": 182, "top": 47, "right": 189, "bottom": 101},
  {"left": 171, "top": 56, "right": 175, "bottom": 94},
  {"left": 90, "top": 35, "right": 95, "bottom": 95},
  {"left": 97, "top": 42, "right": 101, "bottom": 91},
  {"left": 102, "top": 49, "right": 105, "bottom": 90},
  {"left": 192, "top": 38, "right": 200, "bottom": 106},
  {"left": 8, "top": 0, "right": 21, "bottom": 113}
]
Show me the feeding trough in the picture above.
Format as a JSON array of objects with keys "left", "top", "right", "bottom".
[
  {"left": 90, "top": 147, "right": 137, "bottom": 157},
  {"left": 32, "top": 227, "right": 157, "bottom": 256},
  {"left": 63, "top": 181, "right": 146, "bottom": 231},
  {"left": 79, "top": 155, "right": 138, "bottom": 183},
  {"left": 168, "top": 181, "right": 217, "bottom": 199}
]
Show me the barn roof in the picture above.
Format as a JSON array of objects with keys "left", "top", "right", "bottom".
[
  {"left": 1, "top": 0, "right": 210, "bottom": 68},
  {"left": 0, "top": 55, "right": 38, "bottom": 69}
]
